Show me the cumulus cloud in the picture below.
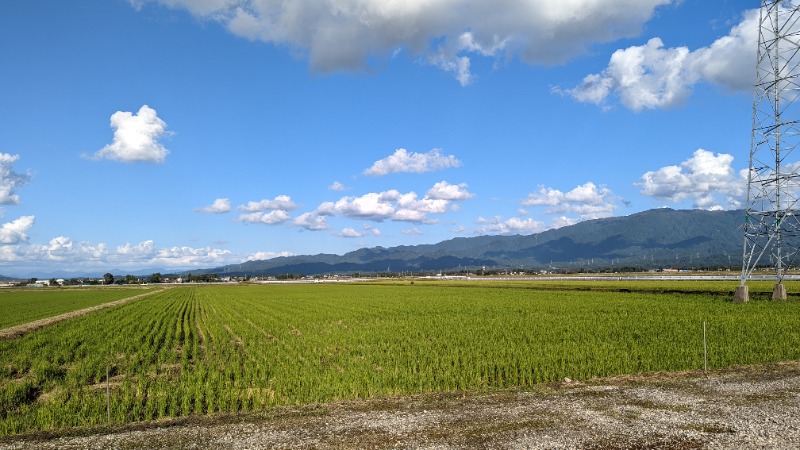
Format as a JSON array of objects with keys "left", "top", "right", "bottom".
[
  {"left": 294, "top": 212, "right": 329, "bottom": 231},
  {"left": 523, "top": 182, "right": 619, "bottom": 220},
  {"left": 365, "top": 148, "right": 462, "bottom": 176},
  {"left": 426, "top": 181, "right": 475, "bottom": 200},
  {"left": 0, "top": 216, "right": 35, "bottom": 245},
  {"left": 637, "top": 149, "right": 746, "bottom": 210},
  {"left": 135, "top": 0, "right": 672, "bottom": 85},
  {"left": 560, "top": 9, "right": 758, "bottom": 111},
  {"left": 196, "top": 198, "right": 232, "bottom": 214},
  {"left": 238, "top": 210, "right": 292, "bottom": 225},
  {"left": 476, "top": 182, "right": 622, "bottom": 236},
  {"left": 316, "top": 181, "right": 474, "bottom": 224},
  {"left": 235, "top": 195, "right": 296, "bottom": 225},
  {"left": 337, "top": 225, "right": 381, "bottom": 239},
  {"left": 476, "top": 216, "right": 546, "bottom": 235},
  {"left": 116, "top": 240, "right": 157, "bottom": 257},
  {"left": 0, "top": 154, "right": 31, "bottom": 205},
  {"left": 151, "top": 245, "right": 233, "bottom": 267},
  {"left": 41, "top": 237, "right": 108, "bottom": 262},
  {"left": 238, "top": 195, "right": 297, "bottom": 212},
  {"left": 0, "top": 234, "right": 246, "bottom": 274},
  {"left": 92, "top": 105, "right": 171, "bottom": 163},
  {"left": 339, "top": 227, "right": 364, "bottom": 238}
]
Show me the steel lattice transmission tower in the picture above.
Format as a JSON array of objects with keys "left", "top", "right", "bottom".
[{"left": 737, "top": 0, "right": 800, "bottom": 302}]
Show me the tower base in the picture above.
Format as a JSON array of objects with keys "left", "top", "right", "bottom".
[
  {"left": 733, "top": 285, "right": 749, "bottom": 303},
  {"left": 772, "top": 283, "right": 787, "bottom": 300}
]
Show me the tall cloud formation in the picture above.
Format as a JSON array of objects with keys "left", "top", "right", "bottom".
[
  {"left": 133, "top": 0, "right": 672, "bottom": 85},
  {"left": 0, "top": 153, "right": 31, "bottom": 205},
  {"left": 637, "top": 149, "right": 746, "bottom": 210},
  {"left": 0, "top": 216, "right": 34, "bottom": 245},
  {"left": 561, "top": 8, "right": 758, "bottom": 111},
  {"left": 93, "top": 105, "right": 171, "bottom": 163}
]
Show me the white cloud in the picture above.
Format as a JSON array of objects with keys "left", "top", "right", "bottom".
[
  {"left": 0, "top": 154, "right": 31, "bottom": 205},
  {"left": 235, "top": 195, "right": 297, "bottom": 225},
  {"left": 480, "top": 182, "right": 621, "bottom": 236},
  {"left": 318, "top": 191, "right": 398, "bottom": 221},
  {"left": 0, "top": 216, "right": 34, "bottom": 245},
  {"left": 37, "top": 237, "right": 109, "bottom": 262},
  {"left": 196, "top": 198, "right": 232, "bottom": 214},
  {"left": 0, "top": 234, "right": 248, "bottom": 274},
  {"left": 426, "top": 181, "right": 475, "bottom": 200},
  {"left": 523, "top": 182, "right": 619, "bottom": 220},
  {"left": 136, "top": 0, "right": 672, "bottom": 85},
  {"left": 637, "top": 149, "right": 746, "bottom": 210},
  {"left": 561, "top": 9, "right": 758, "bottom": 111},
  {"left": 92, "top": 105, "right": 171, "bottom": 163},
  {"left": 339, "top": 227, "right": 364, "bottom": 238},
  {"left": 246, "top": 250, "right": 294, "bottom": 261},
  {"left": 317, "top": 181, "right": 473, "bottom": 224},
  {"left": 116, "top": 240, "right": 157, "bottom": 257},
  {"left": 329, "top": 181, "right": 347, "bottom": 191},
  {"left": 476, "top": 216, "right": 546, "bottom": 235},
  {"left": 365, "top": 148, "right": 462, "bottom": 176},
  {"left": 238, "top": 210, "right": 292, "bottom": 225},
  {"left": 294, "top": 212, "right": 329, "bottom": 231},
  {"left": 238, "top": 195, "right": 297, "bottom": 212},
  {"left": 403, "top": 227, "right": 423, "bottom": 235},
  {"left": 151, "top": 245, "right": 234, "bottom": 267}
]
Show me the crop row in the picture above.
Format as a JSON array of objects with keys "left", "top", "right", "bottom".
[{"left": 1, "top": 283, "right": 799, "bottom": 435}]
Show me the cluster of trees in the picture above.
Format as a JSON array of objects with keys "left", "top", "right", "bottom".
[{"left": 18, "top": 272, "right": 224, "bottom": 287}]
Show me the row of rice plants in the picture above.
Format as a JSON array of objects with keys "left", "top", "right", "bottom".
[{"left": 1, "top": 282, "right": 800, "bottom": 435}]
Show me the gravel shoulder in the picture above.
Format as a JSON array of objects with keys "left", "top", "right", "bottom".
[{"left": 2, "top": 362, "right": 799, "bottom": 449}]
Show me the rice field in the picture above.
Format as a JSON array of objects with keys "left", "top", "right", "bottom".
[
  {"left": 0, "top": 287, "right": 154, "bottom": 329},
  {"left": 1, "top": 281, "right": 799, "bottom": 435}
]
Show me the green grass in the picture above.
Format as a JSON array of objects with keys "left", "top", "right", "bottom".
[
  {"left": 0, "top": 287, "right": 154, "bottom": 329},
  {"left": 1, "top": 282, "right": 799, "bottom": 435}
]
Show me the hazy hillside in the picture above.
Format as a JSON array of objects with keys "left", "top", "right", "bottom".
[{"left": 196, "top": 208, "right": 745, "bottom": 276}]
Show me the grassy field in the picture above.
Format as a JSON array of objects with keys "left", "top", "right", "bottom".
[
  {"left": 1, "top": 280, "right": 799, "bottom": 435},
  {"left": 0, "top": 287, "right": 154, "bottom": 330}
]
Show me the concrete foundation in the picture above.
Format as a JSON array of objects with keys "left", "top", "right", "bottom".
[
  {"left": 733, "top": 285, "right": 749, "bottom": 303},
  {"left": 772, "top": 283, "right": 788, "bottom": 300}
]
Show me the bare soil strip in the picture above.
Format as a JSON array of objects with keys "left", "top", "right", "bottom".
[
  {"left": 0, "top": 287, "right": 170, "bottom": 339},
  {"left": 2, "top": 362, "right": 799, "bottom": 449}
]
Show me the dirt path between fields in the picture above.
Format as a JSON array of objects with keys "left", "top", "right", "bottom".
[
  {"left": 2, "top": 362, "right": 799, "bottom": 449},
  {"left": 0, "top": 287, "right": 171, "bottom": 339}
]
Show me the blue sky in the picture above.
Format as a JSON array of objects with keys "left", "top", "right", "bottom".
[{"left": 0, "top": 0, "right": 758, "bottom": 276}]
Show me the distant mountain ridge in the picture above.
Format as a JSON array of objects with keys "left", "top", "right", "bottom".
[{"left": 197, "top": 208, "right": 746, "bottom": 276}]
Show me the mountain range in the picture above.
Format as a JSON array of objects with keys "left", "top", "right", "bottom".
[{"left": 194, "top": 208, "right": 746, "bottom": 277}]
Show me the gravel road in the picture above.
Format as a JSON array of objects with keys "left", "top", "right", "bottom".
[{"left": 2, "top": 362, "right": 799, "bottom": 449}]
